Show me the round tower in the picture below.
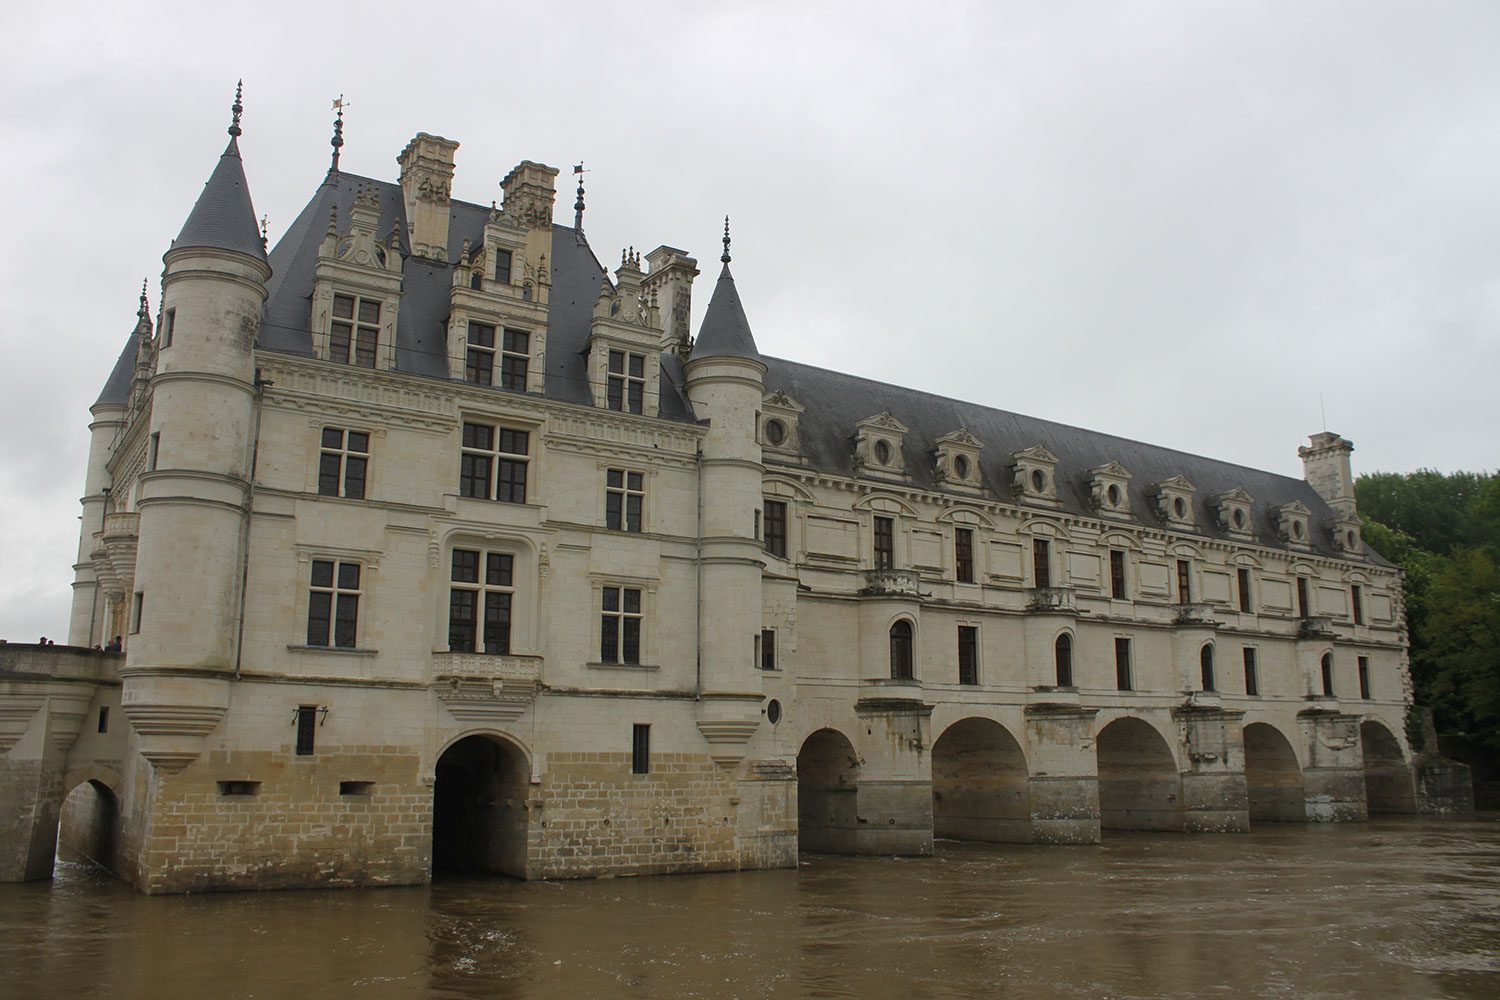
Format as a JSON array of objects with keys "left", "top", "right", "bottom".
[
  {"left": 683, "top": 221, "right": 766, "bottom": 762},
  {"left": 121, "top": 88, "right": 271, "bottom": 773}
]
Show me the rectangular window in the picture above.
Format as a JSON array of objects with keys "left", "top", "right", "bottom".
[
  {"left": 494, "top": 248, "right": 512, "bottom": 285},
  {"left": 958, "top": 626, "right": 979, "bottom": 685},
  {"left": 1115, "top": 637, "right": 1133, "bottom": 691},
  {"left": 464, "top": 322, "right": 495, "bottom": 386},
  {"left": 97, "top": 706, "right": 108, "bottom": 733},
  {"left": 761, "top": 629, "right": 777, "bottom": 671},
  {"left": 1321, "top": 655, "right": 1335, "bottom": 697},
  {"left": 1243, "top": 648, "right": 1259, "bottom": 696},
  {"left": 605, "top": 469, "right": 645, "bottom": 532},
  {"left": 318, "top": 427, "right": 369, "bottom": 500},
  {"left": 331, "top": 293, "right": 380, "bottom": 368},
  {"left": 501, "top": 329, "right": 529, "bottom": 392},
  {"left": 1297, "top": 576, "right": 1311, "bottom": 618},
  {"left": 162, "top": 308, "right": 175, "bottom": 348},
  {"left": 130, "top": 592, "right": 144, "bottom": 634},
  {"left": 954, "top": 528, "right": 974, "bottom": 584},
  {"left": 1176, "top": 559, "right": 1192, "bottom": 604},
  {"left": 631, "top": 723, "right": 650, "bottom": 774},
  {"left": 1033, "top": 538, "right": 1051, "bottom": 589},
  {"left": 1109, "top": 549, "right": 1127, "bottom": 599},
  {"left": 448, "top": 549, "right": 514, "bottom": 654},
  {"left": 1351, "top": 585, "right": 1364, "bottom": 625},
  {"left": 307, "top": 559, "right": 361, "bottom": 648},
  {"left": 459, "top": 422, "right": 529, "bottom": 503},
  {"left": 1237, "top": 567, "right": 1253, "bottom": 613},
  {"left": 148, "top": 432, "right": 160, "bottom": 471},
  {"left": 601, "top": 586, "right": 643, "bottom": 665},
  {"left": 873, "top": 516, "right": 894, "bottom": 570},
  {"left": 764, "top": 500, "right": 787, "bottom": 558},
  {"left": 607, "top": 349, "right": 646, "bottom": 414},
  {"left": 295, "top": 705, "right": 317, "bottom": 756},
  {"left": 1358, "top": 656, "right": 1371, "bottom": 700}
]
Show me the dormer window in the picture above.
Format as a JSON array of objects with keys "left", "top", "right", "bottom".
[
  {"left": 501, "top": 330, "right": 529, "bottom": 391},
  {"left": 853, "top": 412, "right": 909, "bottom": 479},
  {"left": 608, "top": 350, "right": 646, "bottom": 413},
  {"left": 934, "top": 429, "right": 983, "bottom": 491},
  {"left": 1151, "top": 475, "right": 1197, "bottom": 530},
  {"left": 495, "top": 249, "right": 513, "bottom": 285},
  {"left": 1088, "top": 462, "right": 1133, "bottom": 517},
  {"left": 875, "top": 440, "right": 892, "bottom": 464},
  {"left": 332, "top": 293, "right": 379, "bottom": 368},
  {"left": 760, "top": 390, "right": 804, "bottom": 457},
  {"left": 1212, "top": 488, "right": 1255, "bottom": 539},
  {"left": 1330, "top": 515, "right": 1362, "bottom": 554},
  {"left": 1009, "top": 445, "right": 1060, "bottom": 505},
  {"left": 465, "top": 323, "right": 496, "bottom": 385},
  {"left": 1273, "top": 501, "right": 1312, "bottom": 549},
  {"left": 765, "top": 420, "right": 786, "bottom": 445}
]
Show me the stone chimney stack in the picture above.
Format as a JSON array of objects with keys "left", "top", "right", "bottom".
[
  {"left": 499, "top": 160, "right": 559, "bottom": 232},
  {"left": 644, "top": 246, "right": 699, "bottom": 356},
  {"left": 1299, "top": 431, "right": 1357, "bottom": 517},
  {"left": 397, "top": 133, "right": 459, "bottom": 260}
]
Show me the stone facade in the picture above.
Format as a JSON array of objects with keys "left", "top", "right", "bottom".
[{"left": 0, "top": 96, "right": 1466, "bottom": 894}]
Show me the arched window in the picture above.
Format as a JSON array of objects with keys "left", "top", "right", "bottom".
[
  {"left": 1320, "top": 652, "right": 1335, "bottom": 696},
  {"left": 1200, "top": 644, "right": 1215, "bottom": 692},
  {"left": 889, "top": 620, "right": 914, "bottom": 680},
  {"left": 1055, "top": 633, "right": 1073, "bottom": 688}
]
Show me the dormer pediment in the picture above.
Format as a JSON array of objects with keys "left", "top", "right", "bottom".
[
  {"left": 1212, "top": 487, "right": 1256, "bottom": 538},
  {"left": 761, "top": 390, "right": 804, "bottom": 455},
  {"left": 933, "top": 428, "right": 984, "bottom": 491},
  {"left": 1009, "top": 444, "right": 1059, "bottom": 505},
  {"left": 1088, "top": 461, "right": 1133, "bottom": 517},
  {"left": 853, "top": 412, "right": 908, "bottom": 480},
  {"left": 1151, "top": 474, "right": 1197, "bottom": 529},
  {"left": 1273, "top": 500, "right": 1313, "bottom": 549},
  {"left": 311, "top": 189, "right": 404, "bottom": 372}
]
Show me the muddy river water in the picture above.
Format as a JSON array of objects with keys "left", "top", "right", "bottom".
[{"left": 2, "top": 818, "right": 1498, "bottom": 1000}]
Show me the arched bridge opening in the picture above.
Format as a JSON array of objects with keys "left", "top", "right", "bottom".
[
  {"left": 1361, "top": 721, "right": 1416, "bottom": 815},
  {"left": 432, "top": 734, "right": 530, "bottom": 878},
  {"left": 1097, "top": 717, "right": 1183, "bottom": 833},
  {"left": 1243, "top": 723, "right": 1305, "bottom": 824},
  {"left": 932, "top": 718, "right": 1031, "bottom": 843},
  {"left": 797, "top": 729, "right": 861, "bottom": 854}
]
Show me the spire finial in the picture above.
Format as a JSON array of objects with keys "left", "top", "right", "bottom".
[
  {"left": 138, "top": 279, "right": 150, "bottom": 317},
  {"left": 573, "top": 162, "right": 587, "bottom": 231},
  {"left": 328, "top": 95, "right": 347, "bottom": 177},
  {"left": 721, "top": 215, "right": 731, "bottom": 264},
  {"left": 260, "top": 214, "right": 269, "bottom": 250},
  {"left": 228, "top": 79, "right": 244, "bottom": 137}
]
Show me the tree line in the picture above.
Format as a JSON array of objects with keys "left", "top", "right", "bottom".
[{"left": 1356, "top": 470, "right": 1499, "bottom": 750}]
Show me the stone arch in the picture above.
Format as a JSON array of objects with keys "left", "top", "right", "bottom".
[
  {"left": 1361, "top": 720, "right": 1415, "bottom": 814},
  {"left": 797, "top": 728, "right": 861, "bottom": 853},
  {"left": 1096, "top": 716, "right": 1183, "bottom": 832},
  {"left": 56, "top": 771, "right": 123, "bottom": 876},
  {"left": 1243, "top": 722, "right": 1305, "bottom": 824},
  {"left": 431, "top": 732, "right": 532, "bottom": 878},
  {"left": 931, "top": 718, "right": 1031, "bottom": 843}
]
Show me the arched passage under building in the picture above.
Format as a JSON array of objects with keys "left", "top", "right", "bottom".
[
  {"left": 55, "top": 778, "right": 122, "bottom": 876},
  {"left": 932, "top": 718, "right": 1031, "bottom": 843},
  {"left": 1097, "top": 717, "right": 1183, "bottom": 833},
  {"left": 1361, "top": 721, "right": 1416, "bottom": 814},
  {"left": 797, "top": 728, "right": 861, "bottom": 854},
  {"left": 1243, "top": 723, "right": 1306, "bottom": 824},
  {"left": 431, "top": 734, "right": 530, "bottom": 878}
]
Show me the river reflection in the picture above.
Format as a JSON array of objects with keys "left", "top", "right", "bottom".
[{"left": 2, "top": 818, "right": 1498, "bottom": 999}]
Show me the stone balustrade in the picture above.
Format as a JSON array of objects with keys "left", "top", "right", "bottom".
[{"left": 860, "top": 568, "right": 922, "bottom": 598}]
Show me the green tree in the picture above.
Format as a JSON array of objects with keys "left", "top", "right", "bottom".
[{"left": 1418, "top": 548, "right": 1500, "bottom": 748}]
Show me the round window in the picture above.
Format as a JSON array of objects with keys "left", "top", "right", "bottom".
[
  {"left": 1106, "top": 483, "right": 1122, "bottom": 507},
  {"left": 1031, "top": 469, "right": 1048, "bottom": 493},
  {"left": 874, "top": 440, "right": 892, "bottom": 464},
  {"left": 766, "top": 699, "right": 781, "bottom": 725},
  {"left": 1232, "top": 508, "right": 1245, "bottom": 529},
  {"left": 1293, "top": 520, "right": 1304, "bottom": 539},
  {"left": 1173, "top": 497, "right": 1187, "bottom": 518},
  {"left": 764, "top": 419, "right": 785, "bottom": 445},
  {"left": 953, "top": 455, "right": 970, "bottom": 479}
]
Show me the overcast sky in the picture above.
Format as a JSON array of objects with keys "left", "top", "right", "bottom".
[{"left": 1, "top": 1, "right": 1496, "bottom": 641}]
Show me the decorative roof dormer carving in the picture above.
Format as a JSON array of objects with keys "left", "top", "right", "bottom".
[
  {"left": 1213, "top": 487, "right": 1256, "bottom": 539},
  {"left": 1330, "top": 513, "right": 1363, "bottom": 555},
  {"left": 311, "top": 186, "right": 404, "bottom": 371},
  {"left": 1087, "top": 461, "right": 1133, "bottom": 518},
  {"left": 1009, "top": 445, "right": 1060, "bottom": 506},
  {"left": 761, "top": 390, "right": 804, "bottom": 457},
  {"left": 585, "top": 248, "right": 663, "bottom": 415},
  {"left": 933, "top": 429, "right": 984, "bottom": 492},
  {"left": 1272, "top": 500, "right": 1313, "bottom": 549},
  {"left": 853, "top": 412, "right": 909, "bottom": 480},
  {"left": 1151, "top": 474, "right": 1197, "bottom": 529}
]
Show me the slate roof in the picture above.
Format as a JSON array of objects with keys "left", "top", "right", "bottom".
[
  {"left": 174, "top": 138, "right": 267, "bottom": 260},
  {"left": 93, "top": 333, "right": 138, "bottom": 408},
  {"left": 762, "top": 357, "right": 1387, "bottom": 564},
  {"left": 691, "top": 264, "right": 760, "bottom": 361}
]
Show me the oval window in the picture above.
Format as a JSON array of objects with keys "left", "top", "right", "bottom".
[
  {"left": 1293, "top": 520, "right": 1304, "bottom": 539},
  {"left": 764, "top": 419, "right": 785, "bottom": 445},
  {"left": 1232, "top": 508, "right": 1245, "bottom": 529},
  {"left": 874, "top": 440, "right": 892, "bottom": 464},
  {"left": 1031, "top": 469, "right": 1047, "bottom": 493},
  {"left": 1173, "top": 497, "right": 1187, "bottom": 518},
  {"left": 1346, "top": 530, "right": 1357, "bottom": 548},
  {"left": 1106, "top": 483, "right": 1122, "bottom": 507},
  {"left": 766, "top": 699, "right": 781, "bottom": 725},
  {"left": 953, "top": 454, "right": 970, "bottom": 479}
]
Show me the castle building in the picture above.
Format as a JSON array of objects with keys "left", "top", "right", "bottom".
[{"left": 0, "top": 91, "right": 1462, "bottom": 893}]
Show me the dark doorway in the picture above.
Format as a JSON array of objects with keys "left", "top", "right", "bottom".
[
  {"left": 797, "top": 729, "right": 860, "bottom": 854},
  {"left": 55, "top": 779, "right": 121, "bottom": 876},
  {"left": 432, "top": 735, "right": 530, "bottom": 878}
]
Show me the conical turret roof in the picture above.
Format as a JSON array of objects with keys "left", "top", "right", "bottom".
[
  {"left": 691, "top": 262, "right": 760, "bottom": 362},
  {"left": 174, "top": 136, "right": 266, "bottom": 259}
]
